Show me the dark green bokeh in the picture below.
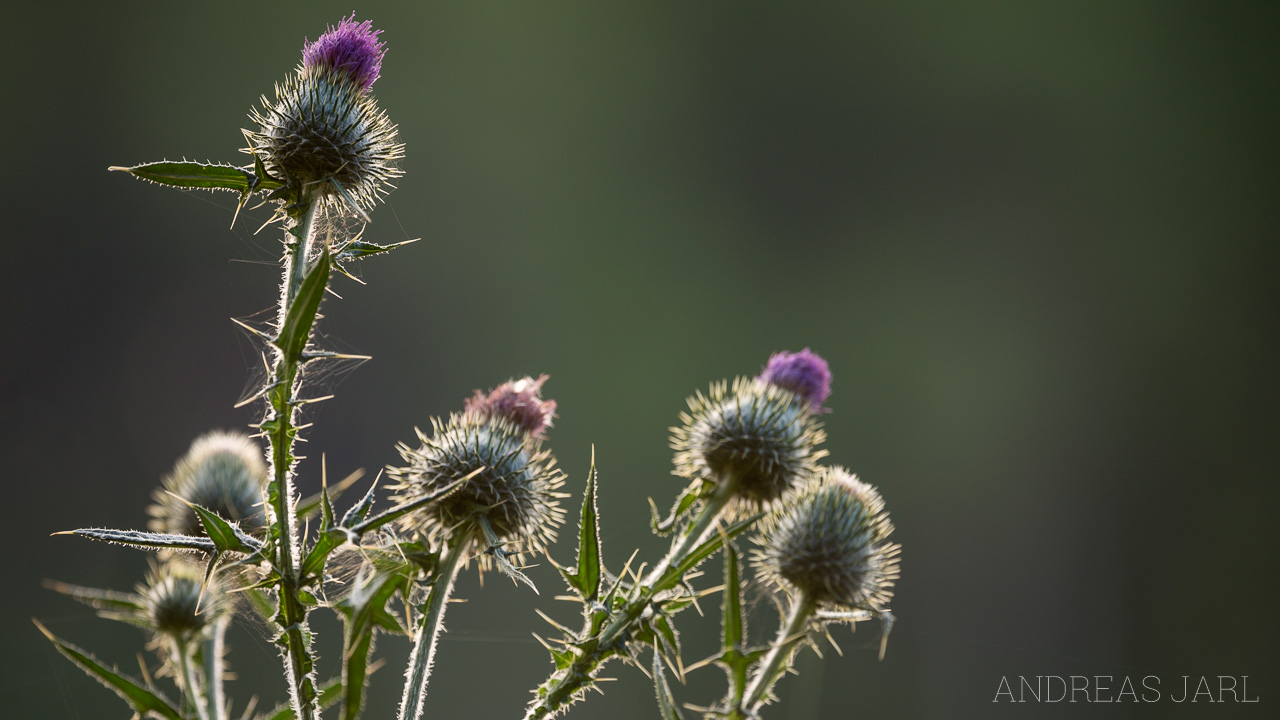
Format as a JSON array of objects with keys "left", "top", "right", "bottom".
[{"left": 4, "top": 2, "right": 1277, "bottom": 719}]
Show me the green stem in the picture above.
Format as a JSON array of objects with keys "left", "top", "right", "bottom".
[
  {"left": 201, "top": 618, "right": 229, "bottom": 720},
  {"left": 398, "top": 526, "right": 474, "bottom": 720},
  {"left": 740, "top": 591, "right": 815, "bottom": 715},
  {"left": 173, "top": 637, "right": 210, "bottom": 720},
  {"left": 524, "top": 477, "right": 740, "bottom": 720},
  {"left": 266, "top": 197, "right": 322, "bottom": 720}
]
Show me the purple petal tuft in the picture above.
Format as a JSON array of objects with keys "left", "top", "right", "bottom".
[
  {"left": 759, "top": 348, "right": 832, "bottom": 411},
  {"left": 465, "top": 375, "right": 558, "bottom": 439},
  {"left": 302, "top": 14, "right": 387, "bottom": 92}
]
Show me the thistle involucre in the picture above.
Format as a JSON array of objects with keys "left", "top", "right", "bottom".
[
  {"left": 141, "top": 560, "right": 225, "bottom": 640},
  {"left": 247, "top": 14, "right": 404, "bottom": 213},
  {"left": 671, "top": 371, "right": 828, "bottom": 509},
  {"left": 389, "top": 378, "right": 566, "bottom": 563},
  {"left": 754, "top": 467, "right": 899, "bottom": 612},
  {"left": 148, "top": 431, "right": 269, "bottom": 538}
]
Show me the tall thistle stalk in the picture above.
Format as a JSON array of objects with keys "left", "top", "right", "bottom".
[{"left": 38, "top": 15, "right": 904, "bottom": 720}]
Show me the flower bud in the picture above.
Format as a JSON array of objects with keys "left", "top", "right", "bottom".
[
  {"left": 141, "top": 560, "right": 224, "bottom": 640},
  {"left": 148, "top": 431, "right": 268, "bottom": 538},
  {"left": 247, "top": 15, "right": 404, "bottom": 213},
  {"left": 671, "top": 365, "right": 828, "bottom": 508},
  {"left": 389, "top": 385, "right": 566, "bottom": 564},
  {"left": 754, "top": 467, "right": 899, "bottom": 611}
]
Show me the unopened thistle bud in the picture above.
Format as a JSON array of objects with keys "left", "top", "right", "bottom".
[
  {"left": 141, "top": 560, "right": 225, "bottom": 640},
  {"left": 754, "top": 467, "right": 899, "bottom": 612},
  {"left": 671, "top": 352, "right": 829, "bottom": 508},
  {"left": 247, "top": 14, "right": 404, "bottom": 213},
  {"left": 389, "top": 380, "right": 566, "bottom": 564},
  {"left": 148, "top": 431, "right": 269, "bottom": 538}
]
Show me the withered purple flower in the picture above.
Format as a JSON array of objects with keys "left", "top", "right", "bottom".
[{"left": 465, "top": 375, "right": 558, "bottom": 440}]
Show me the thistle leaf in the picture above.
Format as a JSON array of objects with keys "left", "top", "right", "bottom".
[
  {"left": 335, "top": 238, "right": 419, "bottom": 262},
  {"left": 59, "top": 527, "right": 216, "bottom": 554},
  {"left": 339, "top": 472, "right": 381, "bottom": 528},
  {"left": 109, "top": 160, "right": 283, "bottom": 195},
  {"left": 43, "top": 580, "right": 145, "bottom": 614},
  {"left": 652, "top": 648, "right": 687, "bottom": 720},
  {"left": 298, "top": 468, "right": 365, "bottom": 521},
  {"left": 721, "top": 539, "right": 745, "bottom": 652},
  {"left": 650, "top": 484, "right": 702, "bottom": 536},
  {"left": 190, "top": 502, "right": 264, "bottom": 554},
  {"left": 34, "top": 620, "right": 184, "bottom": 720},
  {"left": 259, "top": 675, "right": 344, "bottom": 720},
  {"left": 562, "top": 451, "right": 603, "bottom": 600},
  {"left": 336, "top": 570, "right": 407, "bottom": 720},
  {"left": 276, "top": 246, "right": 331, "bottom": 364},
  {"left": 662, "top": 514, "right": 761, "bottom": 588}
]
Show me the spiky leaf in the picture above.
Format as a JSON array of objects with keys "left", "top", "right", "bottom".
[
  {"left": 61, "top": 527, "right": 216, "bottom": 554},
  {"left": 276, "top": 246, "right": 331, "bottom": 364},
  {"left": 260, "top": 675, "right": 344, "bottom": 720},
  {"left": 110, "top": 160, "right": 283, "bottom": 194},
  {"left": 561, "top": 453, "right": 603, "bottom": 599},
  {"left": 653, "top": 649, "right": 687, "bottom": 720},
  {"left": 722, "top": 540, "right": 745, "bottom": 651},
  {"left": 191, "top": 503, "right": 263, "bottom": 554},
  {"left": 35, "top": 621, "right": 184, "bottom": 720}
]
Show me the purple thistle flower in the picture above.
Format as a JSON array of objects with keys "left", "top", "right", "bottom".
[
  {"left": 302, "top": 14, "right": 387, "bottom": 93},
  {"left": 759, "top": 348, "right": 832, "bottom": 412},
  {"left": 465, "top": 375, "right": 558, "bottom": 440}
]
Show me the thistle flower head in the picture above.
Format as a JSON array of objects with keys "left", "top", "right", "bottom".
[
  {"left": 247, "top": 16, "right": 404, "bottom": 214},
  {"left": 302, "top": 13, "right": 386, "bottom": 93},
  {"left": 754, "top": 467, "right": 899, "bottom": 612},
  {"left": 140, "top": 560, "right": 224, "bottom": 640},
  {"left": 671, "top": 374, "right": 827, "bottom": 510},
  {"left": 148, "top": 431, "right": 268, "bottom": 538},
  {"left": 389, "top": 390, "right": 566, "bottom": 566},
  {"left": 464, "top": 375, "right": 557, "bottom": 440},
  {"left": 759, "top": 348, "right": 831, "bottom": 412}
]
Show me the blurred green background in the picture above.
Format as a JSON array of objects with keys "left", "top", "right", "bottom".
[{"left": 4, "top": 2, "right": 1277, "bottom": 718}]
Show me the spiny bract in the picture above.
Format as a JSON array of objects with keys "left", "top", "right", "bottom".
[
  {"left": 389, "top": 414, "right": 566, "bottom": 565},
  {"left": 671, "top": 376, "right": 827, "bottom": 509},
  {"left": 148, "top": 431, "right": 268, "bottom": 538},
  {"left": 246, "top": 16, "right": 404, "bottom": 214},
  {"left": 753, "top": 466, "right": 900, "bottom": 612},
  {"left": 141, "top": 560, "right": 226, "bottom": 640}
]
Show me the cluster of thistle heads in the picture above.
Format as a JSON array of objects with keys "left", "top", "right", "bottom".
[
  {"left": 48, "top": 15, "right": 902, "bottom": 720},
  {"left": 140, "top": 346, "right": 897, "bottom": 630}
]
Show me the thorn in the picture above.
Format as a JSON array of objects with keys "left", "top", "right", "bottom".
[
  {"left": 532, "top": 632, "right": 553, "bottom": 651},
  {"left": 136, "top": 652, "right": 153, "bottom": 687},
  {"left": 230, "top": 317, "right": 273, "bottom": 341}
]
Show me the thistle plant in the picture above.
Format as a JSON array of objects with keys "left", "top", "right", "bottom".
[{"left": 39, "top": 15, "right": 901, "bottom": 720}]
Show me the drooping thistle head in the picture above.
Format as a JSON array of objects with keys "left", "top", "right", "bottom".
[
  {"left": 148, "top": 431, "right": 269, "bottom": 538},
  {"left": 753, "top": 466, "right": 899, "bottom": 612},
  {"left": 671, "top": 351, "right": 830, "bottom": 509},
  {"left": 140, "top": 560, "right": 226, "bottom": 642},
  {"left": 389, "top": 377, "right": 566, "bottom": 564},
  {"left": 247, "top": 14, "right": 404, "bottom": 214}
]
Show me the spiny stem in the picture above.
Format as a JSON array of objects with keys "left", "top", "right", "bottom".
[
  {"left": 266, "top": 196, "right": 323, "bottom": 720},
  {"left": 399, "top": 526, "right": 474, "bottom": 720},
  {"left": 173, "top": 637, "right": 210, "bottom": 720},
  {"left": 740, "top": 591, "right": 815, "bottom": 715},
  {"left": 524, "top": 477, "right": 740, "bottom": 720}
]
